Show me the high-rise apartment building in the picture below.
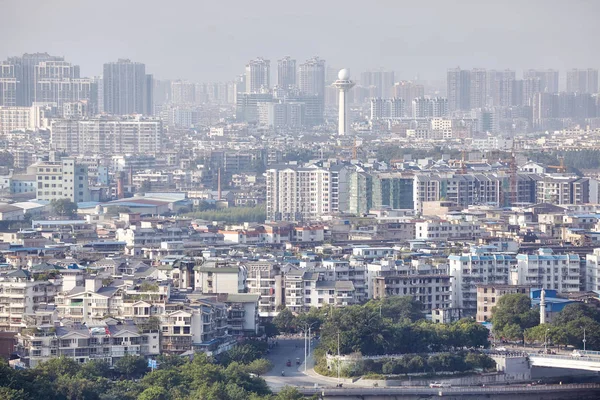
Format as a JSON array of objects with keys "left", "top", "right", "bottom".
[
  {"left": 469, "top": 68, "right": 487, "bottom": 109},
  {"left": 514, "top": 249, "right": 580, "bottom": 292},
  {"left": 449, "top": 247, "right": 513, "bottom": 315},
  {"left": 170, "top": 80, "right": 196, "bottom": 104},
  {"left": 245, "top": 58, "right": 270, "bottom": 93},
  {"left": 447, "top": 68, "right": 471, "bottom": 111},
  {"left": 34, "top": 61, "right": 92, "bottom": 111},
  {"left": 296, "top": 57, "right": 326, "bottom": 125},
  {"left": 3, "top": 53, "right": 65, "bottom": 106},
  {"left": 103, "top": 59, "right": 153, "bottom": 115},
  {"left": 523, "top": 69, "right": 559, "bottom": 93},
  {"left": 370, "top": 98, "right": 405, "bottom": 120},
  {"left": 298, "top": 57, "right": 326, "bottom": 97},
  {"left": 488, "top": 70, "right": 515, "bottom": 107},
  {"left": 360, "top": 70, "right": 395, "bottom": 98},
  {"left": 412, "top": 97, "right": 448, "bottom": 118},
  {"left": 0, "top": 64, "right": 18, "bottom": 106},
  {"left": 393, "top": 81, "right": 424, "bottom": 103},
  {"left": 566, "top": 68, "right": 599, "bottom": 94},
  {"left": 266, "top": 165, "right": 332, "bottom": 221},
  {"left": 277, "top": 56, "right": 296, "bottom": 89},
  {"left": 50, "top": 116, "right": 163, "bottom": 154}
]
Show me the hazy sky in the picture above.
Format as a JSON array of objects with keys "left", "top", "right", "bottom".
[{"left": 2, "top": 0, "right": 599, "bottom": 83}]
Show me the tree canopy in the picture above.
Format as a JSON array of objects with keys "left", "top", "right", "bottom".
[
  {"left": 491, "top": 294, "right": 538, "bottom": 342},
  {"left": 50, "top": 198, "right": 78, "bottom": 218},
  {"left": 0, "top": 352, "right": 310, "bottom": 400}
]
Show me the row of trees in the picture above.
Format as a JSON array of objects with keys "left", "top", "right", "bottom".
[
  {"left": 184, "top": 205, "right": 266, "bottom": 223},
  {"left": 339, "top": 352, "right": 495, "bottom": 377},
  {"left": 275, "top": 298, "right": 489, "bottom": 357},
  {"left": 0, "top": 346, "right": 301, "bottom": 400},
  {"left": 491, "top": 293, "right": 600, "bottom": 351}
]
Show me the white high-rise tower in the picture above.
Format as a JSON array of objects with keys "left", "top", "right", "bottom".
[{"left": 332, "top": 68, "right": 355, "bottom": 135}]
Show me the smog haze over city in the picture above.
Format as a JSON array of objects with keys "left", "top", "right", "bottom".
[
  {"left": 3, "top": 0, "right": 600, "bottom": 82},
  {"left": 3, "top": 0, "right": 600, "bottom": 399}
]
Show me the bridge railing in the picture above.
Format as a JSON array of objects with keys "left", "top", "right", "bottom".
[{"left": 290, "top": 383, "right": 600, "bottom": 395}]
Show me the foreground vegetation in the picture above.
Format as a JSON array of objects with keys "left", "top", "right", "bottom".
[
  {"left": 0, "top": 342, "right": 306, "bottom": 400},
  {"left": 492, "top": 293, "right": 600, "bottom": 350},
  {"left": 184, "top": 205, "right": 266, "bottom": 223}
]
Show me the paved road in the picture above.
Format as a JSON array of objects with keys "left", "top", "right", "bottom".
[{"left": 263, "top": 337, "right": 335, "bottom": 389}]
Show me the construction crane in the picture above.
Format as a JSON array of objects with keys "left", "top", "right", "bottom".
[{"left": 547, "top": 156, "right": 567, "bottom": 173}]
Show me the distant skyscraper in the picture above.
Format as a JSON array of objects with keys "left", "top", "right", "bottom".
[
  {"left": 298, "top": 57, "right": 326, "bottom": 97},
  {"left": 277, "top": 56, "right": 296, "bottom": 89},
  {"left": 3, "top": 52, "right": 65, "bottom": 106},
  {"left": 245, "top": 58, "right": 270, "bottom": 93},
  {"left": 298, "top": 57, "right": 326, "bottom": 125},
  {"left": 567, "top": 69, "right": 599, "bottom": 94},
  {"left": 393, "top": 81, "right": 424, "bottom": 103},
  {"left": 103, "top": 59, "right": 153, "bottom": 115},
  {"left": 523, "top": 69, "right": 559, "bottom": 93},
  {"left": 171, "top": 80, "right": 196, "bottom": 104},
  {"left": 33, "top": 60, "right": 92, "bottom": 112},
  {"left": 360, "top": 70, "right": 395, "bottom": 98},
  {"left": 332, "top": 69, "right": 355, "bottom": 135},
  {"left": 447, "top": 68, "right": 471, "bottom": 111},
  {"left": 469, "top": 68, "right": 487, "bottom": 109},
  {"left": 488, "top": 70, "right": 515, "bottom": 107},
  {"left": 0, "top": 63, "right": 17, "bottom": 106}
]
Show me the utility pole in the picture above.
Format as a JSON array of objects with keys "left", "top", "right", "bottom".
[
  {"left": 544, "top": 328, "right": 549, "bottom": 353},
  {"left": 583, "top": 327, "right": 587, "bottom": 352},
  {"left": 337, "top": 331, "right": 341, "bottom": 383},
  {"left": 304, "top": 327, "right": 308, "bottom": 372}
]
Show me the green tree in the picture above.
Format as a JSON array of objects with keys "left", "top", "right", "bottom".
[
  {"left": 137, "top": 386, "right": 168, "bottom": 400},
  {"left": 368, "top": 297, "right": 423, "bottom": 323},
  {"left": 139, "top": 180, "right": 152, "bottom": 193},
  {"left": 275, "top": 386, "right": 304, "bottom": 400},
  {"left": 35, "top": 356, "right": 80, "bottom": 380},
  {"left": 0, "top": 387, "right": 29, "bottom": 400},
  {"left": 77, "top": 360, "right": 112, "bottom": 379},
  {"left": 273, "top": 308, "right": 296, "bottom": 333},
  {"left": 114, "top": 355, "right": 148, "bottom": 379},
  {"left": 50, "top": 198, "right": 78, "bottom": 218},
  {"left": 245, "top": 359, "right": 273, "bottom": 376},
  {"left": 491, "top": 294, "right": 538, "bottom": 341}
]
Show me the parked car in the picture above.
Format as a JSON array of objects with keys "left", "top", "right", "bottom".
[
  {"left": 572, "top": 350, "right": 583, "bottom": 357},
  {"left": 286, "top": 359, "right": 292, "bottom": 366},
  {"left": 495, "top": 347, "right": 507, "bottom": 352}
]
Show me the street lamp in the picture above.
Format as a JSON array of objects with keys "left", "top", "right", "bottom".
[
  {"left": 582, "top": 326, "right": 587, "bottom": 352},
  {"left": 302, "top": 321, "right": 319, "bottom": 372}
]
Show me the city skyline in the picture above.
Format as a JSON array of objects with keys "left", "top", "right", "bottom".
[{"left": 2, "top": 0, "right": 599, "bottom": 83}]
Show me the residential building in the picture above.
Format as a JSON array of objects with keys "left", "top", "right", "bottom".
[
  {"left": 0, "top": 269, "right": 56, "bottom": 332},
  {"left": 50, "top": 116, "right": 163, "bottom": 154},
  {"left": 448, "top": 247, "right": 514, "bottom": 315},
  {"left": 194, "top": 261, "right": 247, "bottom": 294},
  {"left": 245, "top": 58, "right": 270, "bottom": 93},
  {"left": 34, "top": 157, "right": 91, "bottom": 203},
  {"left": 566, "top": 68, "right": 598, "bottom": 94},
  {"left": 513, "top": 248, "right": 581, "bottom": 292},
  {"left": 475, "top": 284, "right": 530, "bottom": 322},
  {"left": 103, "top": 59, "right": 153, "bottom": 115},
  {"left": 523, "top": 69, "right": 559, "bottom": 93},
  {"left": 277, "top": 56, "right": 296, "bottom": 89}
]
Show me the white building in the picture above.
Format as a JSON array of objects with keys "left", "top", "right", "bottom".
[
  {"left": 0, "top": 106, "right": 37, "bottom": 134},
  {"left": 0, "top": 269, "right": 57, "bottom": 332},
  {"left": 194, "top": 262, "right": 247, "bottom": 294},
  {"left": 585, "top": 248, "right": 600, "bottom": 291},
  {"left": 448, "top": 247, "right": 514, "bottom": 315},
  {"left": 34, "top": 157, "right": 90, "bottom": 203},
  {"left": 415, "top": 219, "right": 482, "bottom": 241},
  {"left": 266, "top": 165, "right": 333, "bottom": 222},
  {"left": 514, "top": 248, "right": 580, "bottom": 292},
  {"left": 50, "top": 116, "right": 163, "bottom": 154}
]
